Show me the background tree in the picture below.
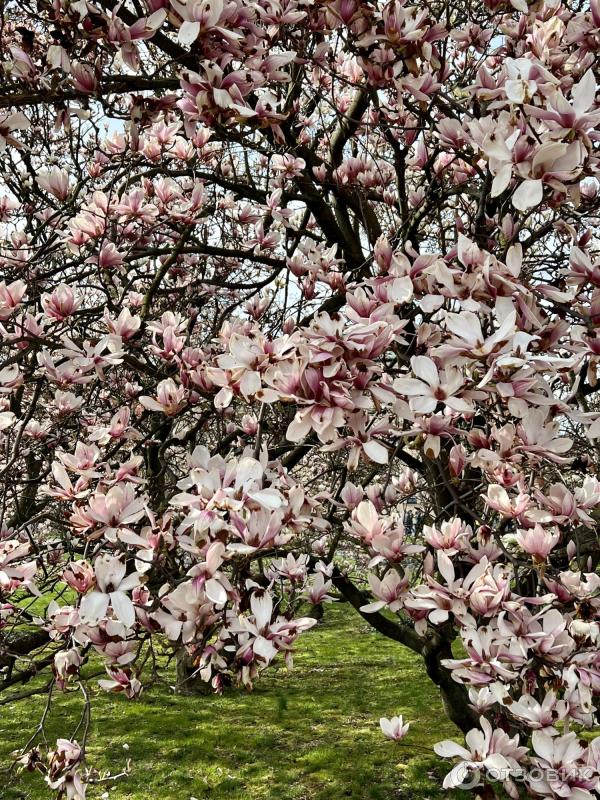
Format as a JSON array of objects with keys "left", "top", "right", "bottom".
[{"left": 0, "top": 0, "right": 600, "bottom": 797}]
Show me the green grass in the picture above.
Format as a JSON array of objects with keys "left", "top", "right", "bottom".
[{"left": 0, "top": 605, "right": 468, "bottom": 800}]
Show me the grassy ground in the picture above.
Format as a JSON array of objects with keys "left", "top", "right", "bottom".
[{"left": 0, "top": 605, "right": 468, "bottom": 800}]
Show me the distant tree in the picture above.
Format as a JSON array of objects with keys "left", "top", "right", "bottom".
[{"left": 1, "top": 0, "right": 599, "bottom": 797}]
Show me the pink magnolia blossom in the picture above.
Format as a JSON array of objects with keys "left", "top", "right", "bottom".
[
  {"left": 515, "top": 525, "right": 560, "bottom": 562},
  {"left": 380, "top": 715, "right": 410, "bottom": 741},
  {"left": 140, "top": 378, "right": 187, "bottom": 415},
  {"left": 4, "top": 4, "right": 600, "bottom": 797},
  {"left": 79, "top": 556, "right": 140, "bottom": 628},
  {"left": 394, "top": 356, "right": 472, "bottom": 414},
  {"left": 0, "top": 279, "right": 26, "bottom": 320},
  {"left": 41, "top": 285, "right": 82, "bottom": 321},
  {"left": 0, "top": 540, "right": 38, "bottom": 595},
  {"left": 434, "top": 717, "right": 527, "bottom": 790}
]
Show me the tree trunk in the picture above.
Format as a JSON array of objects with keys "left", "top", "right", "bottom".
[
  {"left": 422, "top": 636, "right": 479, "bottom": 734},
  {"left": 175, "top": 648, "right": 212, "bottom": 695}
]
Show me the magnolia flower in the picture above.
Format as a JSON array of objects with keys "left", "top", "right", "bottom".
[
  {"left": 515, "top": 525, "right": 560, "bottom": 562},
  {"left": 306, "top": 572, "right": 334, "bottom": 605},
  {"left": 468, "top": 686, "right": 498, "bottom": 714},
  {"left": 528, "top": 730, "right": 593, "bottom": 800},
  {"left": 484, "top": 485, "right": 531, "bottom": 519},
  {"left": 89, "top": 407, "right": 138, "bottom": 445},
  {"left": 41, "top": 284, "right": 82, "bottom": 321},
  {"left": 0, "top": 540, "right": 37, "bottom": 594},
  {"left": 271, "top": 154, "right": 306, "bottom": 178},
  {"left": 236, "top": 590, "right": 316, "bottom": 665},
  {"left": 0, "top": 363, "right": 23, "bottom": 392},
  {"left": 37, "top": 167, "right": 71, "bottom": 199},
  {"left": 54, "top": 648, "right": 83, "bottom": 690},
  {"left": 370, "top": 527, "right": 425, "bottom": 562},
  {"left": 434, "top": 717, "right": 527, "bottom": 789},
  {"left": 0, "top": 411, "right": 15, "bottom": 431},
  {"left": 45, "top": 739, "right": 86, "bottom": 800},
  {"left": 79, "top": 555, "right": 140, "bottom": 628},
  {"left": 505, "top": 692, "right": 565, "bottom": 731},
  {"left": 244, "top": 590, "right": 277, "bottom": 663},
  {"left": 53, "top": 390, "right": 84, "bottom": 415},
  {"left": 424, "top": 518, "right": 471, "bottom": 555},
  {"left": 62, "top": 561, "right": 95, "bottom": 594},
  {"left": 0, "top": 111, "right": 29, "bottom": 151},
  {"left": 269, "top": 553, "right": 309, "bottom": 583},
  {"left": 98, "top": 665, "right": 142, "bottom": 698},
  {"left": 517, "top": 409, "right": 573, "bottom": 464},
  {"left": 360, "top": 570, "right": 408, "bottom": 613},
  {"left": 380, "top": 715, "right": 410, "bottom": 741},
  {"left": 104, "top": 308, "right": 141, "bottom": 340},
  {"left": 0, "top": 279, "right": 26, "bottom": 320},
  {"left": 45, "top": 463, "right": 89, "bottom": 501},
  {"left": 394, "top": 356, "right": 472, "bottom": 414},
  {"left": 113, "top": 188, "right": 158, "bottom": 222},
  {"left": 87, "top": 484, "right": 146, "bottom": 540},
  {"left": 140, "top": 378, "right": 187, "bottom": 415},
  {"left": 344, "top": 500, "right": 387, "bottom": 544},
  {"left": 57, "top": 443, "right": 101, "bottom": 476},
  {"left": 437, "top": 303, "right": 518, "bottom": 363},
  {"left": 172, "top": 0, "right": 239, "bottom": 45}
]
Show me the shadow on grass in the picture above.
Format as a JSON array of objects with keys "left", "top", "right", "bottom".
[{"left": 1, "top": 605, "right": 469, "bottom": 800}]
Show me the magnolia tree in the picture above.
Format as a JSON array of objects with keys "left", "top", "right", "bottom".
[{"left": 1, "top": 0, "right": 600, "bottom": 797}]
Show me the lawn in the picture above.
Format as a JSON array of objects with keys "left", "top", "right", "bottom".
[{"left": 0, "top": 604, "right": 468, "bottom": 800}]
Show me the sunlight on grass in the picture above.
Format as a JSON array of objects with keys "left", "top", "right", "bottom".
[{"left": 0, "top": 605, "right": 468, "bottom": 799}]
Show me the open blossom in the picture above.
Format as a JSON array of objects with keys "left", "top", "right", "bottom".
[
  {"left": 0, "top": 111, "right": 29, "bottom": 150},
  {"left": 0, "top": 540, "right": 37, "bottom": 594},
  {"left": 504, "top": 691, "right": 566, "bottom": 731},
  {"left": 406, "top": 553, "right": 502, "bottom": 629},
  {"left": 173, "top": 0, "right": 238, "bottom": 45},
  {"left": 79, "top": 555, "right": 140, "bottom": 628},
  {"left": 235, "top": 590, "right": 317, "bottom": 666},
  {"left": 57, "top": 443, "right": 101, "bottom": 477},
  {"left": 45, "top": 463, "right": 90, "bottom": 501},
  {"left": 484, "top": 484, "right": 531, "bottom": 519},
  {"left": 528, "top": 730, "right": 595, "bottom": 800},
  {"left": 0, "top": 410, "right": 16, "bottom": 431},
  {"left": 424, "top": 518, "right": 471, "bottom": 554},
  {"left": 87, "top": 484, "right": 146, "bottom": 539},
  {"left": 436, "top": 305, "right": 517, "bottom": 361},
  {"left": 380, "top": 715, "right": 410, "bottom": 741},
  {"left": 394, "top": 356, "right": 472, "bottom": 414},
  {"left": 45, "top": 739, "right": 86, "bottom": 800},
  {"left": 140, "top": 378, "right": 187, "bottom": 415},
  {"left": 306, "top": 572, "right": 334, "bottom": 605},
  {"left": 98, "top": 665, "right": 142, "bottom": 698},
  {"left": 113, "top": 188, "right": 159, "bottom": 222},
  {"left": 434, "top": 717, "right": 527, "bottom": 790},
  {"left": 104, "top": 308, "right": 141, "bottom": 340},
  {"left": 370, "top": 526, "right": 425, "bottom": 563},
  {"left": 360, "top": 570, "right": 408, "bottom": 613},
  {"left": 62, "top": 561, "right": 95, "bottom": 593},
  {"left": 53, "top": 390, "right": 84, "bottom": 415},
  {"left": 271, "top": 154, "right": 306, "bottom": 178}
]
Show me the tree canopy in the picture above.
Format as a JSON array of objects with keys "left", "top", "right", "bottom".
[{"left": 1, "top": 0, "right": 600, "bottom": 798}]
